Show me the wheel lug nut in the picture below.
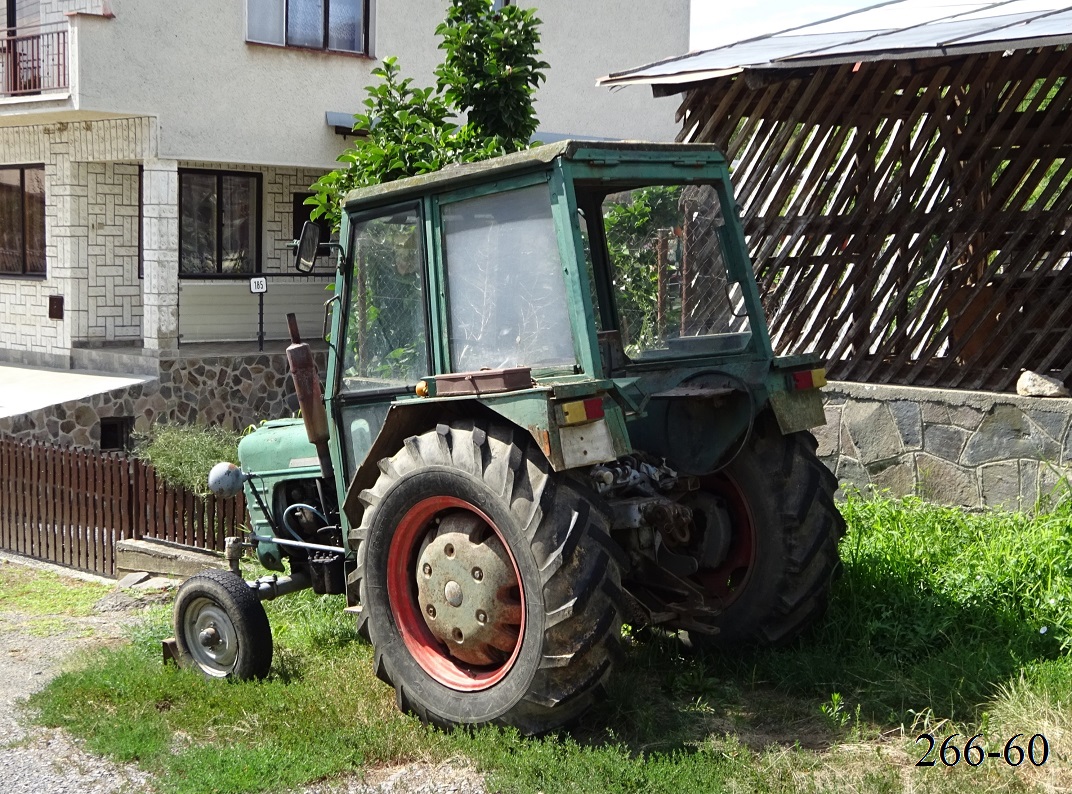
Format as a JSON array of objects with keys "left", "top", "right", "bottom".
[
  {"left": 422, "top": 563, "right": 432, "bottom": 577},
  {"left": 472, "top": 567, "right": 483, "bottom": 581},
  {"left": 426, "top": 604, "right": 436, "bottom": 619},
  {"left": 476, "top": 610, "right": 487, "bottom": 624}
]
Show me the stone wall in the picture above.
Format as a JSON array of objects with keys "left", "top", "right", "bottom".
[
  {"left": 6, "top": 365, "right": 1071, "bottom": 510},
  {"left": 0, "top": 349, "right": 327, "bottom": 448},
  {"left": 817, "top": 381, "right": 1072, "bottom": 508}
]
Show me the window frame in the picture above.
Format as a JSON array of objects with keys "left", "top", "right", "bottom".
[
  {"left": 246, "top": 0, "right": 370, "bottom": 56},
  {"left": 178, "top": 168, "right": 263, "bottom": 279},
  {"left": 0, "top": 163, "right": 46, "bottom": 279}
]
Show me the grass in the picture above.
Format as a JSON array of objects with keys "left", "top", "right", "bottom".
[
  {"left": 0, "top": 559, "right": 113, "bottom": 635},
  {"left": 15, "top": 492, "right": 1072, "bottom": 793},
  {"left": 133, "top": 424, "right": 242, "bottom": 492}
]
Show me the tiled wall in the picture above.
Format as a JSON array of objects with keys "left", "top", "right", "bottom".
[
  {"left": 87, "top": 162, "right": 142, "bottom": 340},
  {"left": 0, "top": 118, "right": 151, "bottom": 364},
  {"left": 1, "top": 121, "right": 327, "bottom": 365}
]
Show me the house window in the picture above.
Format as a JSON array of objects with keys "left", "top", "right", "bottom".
[
  {"left": 0, "top": 165, "right": 45, "bottom": 276},
  {"left": 292, "top": 192, "right": 331, "bottom": 245},
  {"left": 247, "top": 0, "right": 368, "bottom": 54},
  {"left": 492, "top": 0, "right": 510, "bottom": 8},
  {"left": 179, "top": 170, "right": 261, "bottom": 277}
]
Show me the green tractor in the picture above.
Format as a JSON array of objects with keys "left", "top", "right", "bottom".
[{"left": 172, "top": 141, "right": 844, "bottom": 734}]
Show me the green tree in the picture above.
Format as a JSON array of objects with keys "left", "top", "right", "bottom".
[
  {"left": 308, "top": 0, "right": 548, "bottom": 231},
  {"left": 435, "top": 0, "right": 548, "bottom": 148}
]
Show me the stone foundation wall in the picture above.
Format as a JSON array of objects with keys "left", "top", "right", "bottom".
[
  {"left": 7, "top": 368, "right": 1071, "bottom": 510},
  {"left": 0, "top": 350, "right": 328, "bottom": 448},
  {"left": 817, "top": 381, "right": 1072, "bottom": 508}
]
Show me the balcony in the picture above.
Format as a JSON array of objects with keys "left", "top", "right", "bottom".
[{"left": 0, "top": 23, "right": 68, "bottom": 98}]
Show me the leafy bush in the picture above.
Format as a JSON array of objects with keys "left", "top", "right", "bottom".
[{"left": 133, "top": 424, "right": 241, "bottom": 493}]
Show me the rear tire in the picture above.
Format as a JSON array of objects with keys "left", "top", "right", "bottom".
[
  {"left": 696, "top": 412, "right": 845, "bottom": 647},
  {"left": 351, "top": 420, "right": 623, "bottom": 734},
  {"left": 173, "top": 569, "right": 273, "bottom": 679}
]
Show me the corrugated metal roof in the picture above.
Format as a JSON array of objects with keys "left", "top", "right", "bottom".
[{"left": 599, "top": 0, "right": 1072, "bottom": 87}]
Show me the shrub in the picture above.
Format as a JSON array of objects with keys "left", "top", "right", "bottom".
[{"left": 133, "top": 424, "right": 241, "bottom": 493}]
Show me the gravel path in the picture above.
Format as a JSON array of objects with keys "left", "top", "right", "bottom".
[
  {"left": 0, "top": 554, "right": 488, "bottom": 794},
  {"left": 0, "top": 555, "right": 156, "bottom": 793}
]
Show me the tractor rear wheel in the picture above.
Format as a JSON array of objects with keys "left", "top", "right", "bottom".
[
  {"left": 173, "top": 569, "right": 273, "bottom": 679},
  {"left": 350, "top": 421, "right": 623, "bottom": 734},
  {"left": 694, "top": 411, "right": 844, "bottom": 647}
]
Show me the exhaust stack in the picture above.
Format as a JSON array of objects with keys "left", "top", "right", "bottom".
[{"left": 286, "top": 313, "right": 334, "bottom": 482}]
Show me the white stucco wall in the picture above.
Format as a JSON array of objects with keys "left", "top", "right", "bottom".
[
  {"left": 69, "top": 0, "right": 688, "bottom": 168},
  {"left": 516, "top": 0, "right": 687, "bottom": 142}
]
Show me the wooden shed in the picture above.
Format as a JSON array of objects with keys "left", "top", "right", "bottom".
[{"left": 602, "top": 1, "right": 1072, "bottom": 393}]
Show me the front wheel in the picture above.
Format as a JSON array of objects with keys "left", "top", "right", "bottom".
[
  {"left": 694, "top": 412, "right": 845, "bottom": 647},
  {"left": 173, "top": 569, "right": 273, "bottom": 679},
  {"left": 351, "top": 421, "right": 623, "bottom": 734}
]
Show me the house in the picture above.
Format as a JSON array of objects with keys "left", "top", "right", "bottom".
[
  {"left": 600, "top": 0, "right": 1072, "bottom": 508},
  {"left": 0, "top": 0, "right": 688, "bottom": 445}
]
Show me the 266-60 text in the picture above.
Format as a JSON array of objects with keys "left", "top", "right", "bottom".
[{"left": 916, "top": 733, "right": 1049, "bottom": 767}]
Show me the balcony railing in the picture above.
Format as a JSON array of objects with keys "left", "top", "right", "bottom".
[{"left": 0, "top": 23, "right": 68, "bottom": 98}]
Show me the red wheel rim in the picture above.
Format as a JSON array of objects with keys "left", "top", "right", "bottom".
[
  {"left": 695, "top": 473, "right": 757, "bottom": 607},
  {"left": 387, "top": 496, "right": 526, "bottom": 691}
]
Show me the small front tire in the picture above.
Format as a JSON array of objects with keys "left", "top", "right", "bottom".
[{"left": 173, "top": 569, "right": 273, "bottom": 680}]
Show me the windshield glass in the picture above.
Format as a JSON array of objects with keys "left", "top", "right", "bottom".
[
  {"left": 442, "top": 182, "right": 576, "bottom": 373},
  {"left": 588, "top": 183, "right": 752, "bottom": 361},
  {"left": 341, "top": 204, "right": 429, "bottom": 392}
]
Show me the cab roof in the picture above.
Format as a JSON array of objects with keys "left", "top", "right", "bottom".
[{"left": 341, "top": 140, "right": 727, "bottom": 211}]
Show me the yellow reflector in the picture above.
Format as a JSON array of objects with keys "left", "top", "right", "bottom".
[{"left": 561, "top": 401, "right": 589, "bottom": 425}]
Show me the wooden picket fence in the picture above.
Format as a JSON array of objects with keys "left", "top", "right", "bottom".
[{"left": 0, "top": 436, "right": 246, "bottom": 577}]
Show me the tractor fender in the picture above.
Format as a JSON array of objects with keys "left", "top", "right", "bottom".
[
  {"left": 341, "top": 398, "right": 551, "bottom": 529},
  {"left": 340, "top": 393, "right": 628, "bottom": 527}
]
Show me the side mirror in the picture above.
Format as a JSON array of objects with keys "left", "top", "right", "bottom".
[{"left": 295, "top": 221, "right": 322, "bottom": 273}]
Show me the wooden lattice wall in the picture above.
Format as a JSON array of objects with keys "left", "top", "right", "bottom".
[{"left": 677, "top": 46, "right": 1072, "bottom": 392}]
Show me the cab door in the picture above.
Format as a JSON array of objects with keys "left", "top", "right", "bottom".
[{"left": 332, "top": 201, "right": 431, "bottom": 478}]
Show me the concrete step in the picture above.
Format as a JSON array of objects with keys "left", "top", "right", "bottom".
[
  {"left": 71, "top": 346, "right": 160, "bottom": 377},
  {"left": 115, "top": 537, "right": 226, "bottom": 580}
]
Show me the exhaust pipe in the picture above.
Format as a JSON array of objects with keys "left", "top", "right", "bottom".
[{"left": 286, "top": 313, "right": 334, "bottom": 483}]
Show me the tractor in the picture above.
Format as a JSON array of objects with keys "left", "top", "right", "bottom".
[{"left": 171, "top": 140, "right": 844, "bottom": 734}]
